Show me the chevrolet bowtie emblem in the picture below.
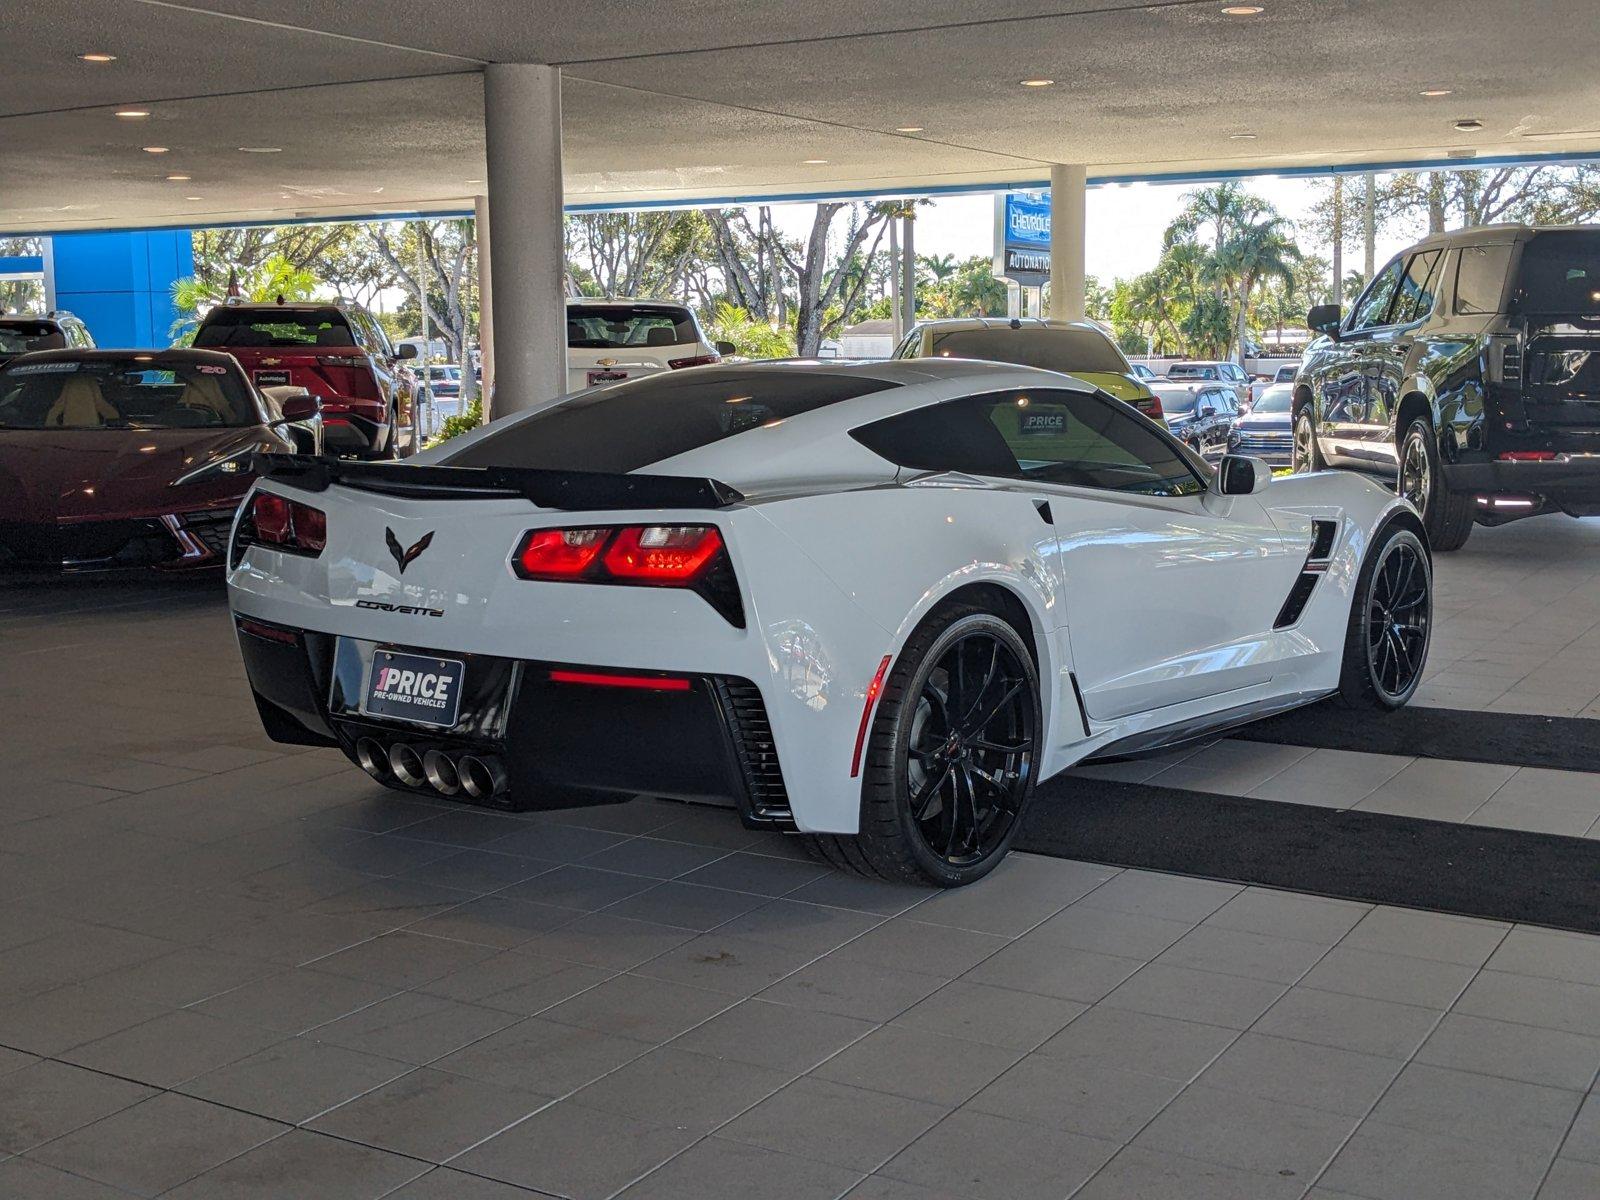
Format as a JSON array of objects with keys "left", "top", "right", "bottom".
[
  {"left": 597, "top": 357, "right": 617, "bottom": 367},
  {"left": 385, "top": 528, "right": 434, "bottom": 575},
  {"left": 262, "top": 357, "right": 281, "bottom": 366}
]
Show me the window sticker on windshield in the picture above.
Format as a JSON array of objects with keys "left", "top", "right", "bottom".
[
  {"left": 1019, "top": 411, "right": 1067, "bottom": 436},
  {"left": 197, "top": 365, "right": 228, "bottom": 374},
  {"left": 7, "top": 361, "right": 78, "bottom": 374}
]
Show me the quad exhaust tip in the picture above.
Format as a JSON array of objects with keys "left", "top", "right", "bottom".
[
  {"left": 387, "top": 742, "right": 427, "bottom": 788},
  {"left": 423, "top": 749, "right": 462, "bottom": 796},
  {"left": 460, "top": 754, "right": 508, "bottom": 799},
  {"left": 357, "top": 739, "right": 505, "bottom": 800},
  {"left": 355, "top": 737, "right": 390, "bottom": 781}
]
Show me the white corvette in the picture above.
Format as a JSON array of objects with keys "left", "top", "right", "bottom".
[{"left": 227, "top": 359, "right": 1431, "bottom": 886}]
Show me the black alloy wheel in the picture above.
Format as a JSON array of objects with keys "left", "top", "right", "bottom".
[
  {"left": 805, "top": 605, "right": 1041, "bottom": 887},
  {"left": 1337, "top": 523, "right": 1432, "bottom": 710},
  {"left": 1365, "top": 534, "right": 1431, "bottom": 704},
  {"left": 904, "top": 629, "right": 1036, "bottom": 869}
]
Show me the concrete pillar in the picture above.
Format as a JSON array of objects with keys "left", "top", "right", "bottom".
[
  {"left": 1048, "top": 164, "right": 1087, "bottom": 322},
  {"left": 1362, "top": 171, "right": 1377, "bottom": 282},
  {"left": 888, "top": 216, "right": 900, "bottom": 339},
  {"left": 483, "top": 63, "right": 566, "bottom": 419},
  {"left": 474, "top": 193, "right": 495, "bottom": 415}
]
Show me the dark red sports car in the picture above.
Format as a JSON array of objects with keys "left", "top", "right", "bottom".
[{"left": 0, "top": 349, "right": 306, "bottom": 572}]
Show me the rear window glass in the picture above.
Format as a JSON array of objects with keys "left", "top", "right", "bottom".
[
  {"left": 567, "top": 305, "right": 698, "bottom": 349},
  {"left": 1454, "top": 244, "right": 1513, "bottom": 315},
  {"left": 0, "top": 358, "right": 256, "bottom": 430},
  {"left": 1150, "top": 386, "right": 1202, "bottom": 414},
  {"left": 194, "top": 307, "right": 356, "bottom": 349},
  {"left": 0, "top": 322, "right": 64, "bottom": 355},
  {"left": 1167, "top": 364, "right": 1219, "bottom": 379},
  {"left": 1253, "top": 385, "right": 1293, "bottom": 413},
  {"left": 924, "top": 327, "right": 1127, "bottom": 374},
  {"left": 443, "top": 370, "right": 898, "bottom": 472},
  {"left": 1514, "top": 233, "right": 1600, "bottom": 314}
]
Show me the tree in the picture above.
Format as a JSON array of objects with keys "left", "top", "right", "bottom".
[
  {"left": 703, "top": 302, "right": 796, "bottom": 359},
  {"left": 566, "top": 211, "right": 712, "bottom": 301},
  {"left": 372, "top": 220, "right": 479, "bottom": 405},
  {"left": 0, "top": 236, "right": 44, "bottom": 313},
  {"left": 169, "top": 254, "right": 317, "bottom": 341},
  {"left": 1214, "top": 214, "right": 1299, "bottom": 362}
]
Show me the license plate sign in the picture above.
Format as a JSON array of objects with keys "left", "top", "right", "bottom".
[
  {"left": 362, "top": 650, "right": 465, "bottom": 728},
  {"left": 587, "top": 370, "right": 627, "bottom": 385},
  {"left": 254, "top": 370, "right": 291, "bottom": 386}
]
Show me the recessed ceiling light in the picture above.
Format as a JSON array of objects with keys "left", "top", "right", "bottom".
[
  {"left": 802, "top": 158, "right": 828, "bottom": 164},
  {"left": 237, "top": 146, "right": 282, "bottom": 153},
  {"left": 1419, "top": 87, "right": 1453, "bottom": 98},
  {"left": 1447, "top": 148, "right": 1478, "bottom": 159},
  {"left": 185, "top": 195, "right": 204, "bottom": 200},
  {"left": 114, "top": 109, "right": 149, "bottom": 119},
  {"left": 1221, "top": 4, "right": 1264, "bottom": 13},
  {"left": 1019, "top": 78, "right": 1055, "bottom": 87},
  {"left": 465, "top": 178, "right": 483, "bottom": 183},
  {"left": 166, "top": 173, "right": 191, "bottom": 181},
  {"left": 1229, "top": 132, "right": 1258, "bottom": 140},
  {"left": 895, "top": 126, "right": 925, "bottom": 133},
  {"left": 142, "top": 146, "right": 169, "bottom": 154},
  {"left": 1453, "top": 118, "right": 1484, "bottom": 132},
  {"left": 77, "top": 52, "right": 117, "bottom": 63}
]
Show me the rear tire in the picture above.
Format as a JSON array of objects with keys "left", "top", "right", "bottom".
[
  {"left": 804, "top": 604, "right": 1041, "bottom": 888},
  {"left": 1398, "top": 418, "right": 1472, "bottom": 551},
  {"left": 1292, "top": 406, "right": 1324, "bottom": 472},
  {"left": 1336, "top": 523, "right": 1432, "bottom": 710}
]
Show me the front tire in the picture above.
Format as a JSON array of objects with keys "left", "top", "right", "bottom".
[
  {"left": 1398, "top": 418, "right": 1472, "bottom": 551},
  {"left": 1337, "top": 524, "right": 1432, "bottom": 710},
  {"left": 806, "top": 605, "right": 1041, "bottom": 888}
]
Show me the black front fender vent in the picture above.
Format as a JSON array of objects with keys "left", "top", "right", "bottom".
[{"left": 1274, "top": 519, "right": 1340, "bottom": 629}]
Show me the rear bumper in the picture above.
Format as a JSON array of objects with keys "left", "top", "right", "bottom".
[
  {"left": 1443, "top": 458, "right": 1600, "bottom": 515},
  {"left": 234, "top": 616, "right": 796, "bottom": 828},
  {"left": 317, "top": 401, "right": 388, "bottom": 454},
  {"left": 0, "top": 506, "right": 239, "bottom": 572}
]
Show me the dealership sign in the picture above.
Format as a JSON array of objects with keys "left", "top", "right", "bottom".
[{"left": 993, "top": 191, "right": 1052, "bottom": 284}]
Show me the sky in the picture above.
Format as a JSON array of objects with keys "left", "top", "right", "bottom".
[{"left": 767, "top": 175, "right": 1418, "bottom": 284}]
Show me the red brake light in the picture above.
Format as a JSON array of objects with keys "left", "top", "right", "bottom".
[
  {"left": 251, "top": 493, "right": 293, "bottom": 544},
  {"left": 549, "top": 669, "right": 692, "bottom": 691},
  {"left": 1144, "top": 393, "right": 1164, "bottom": 420},
  {"left": 1498, "top": 451, "right": 1557, "bottom": 462},
  {"left": 602, "top": 525, "right": 723, "bottom": 581},
  {"left": 514, "top": 527, "right": 609, "bottom": 579},
  {"left": 667, "top": 353, "right": 721, "bottom": 370},
  {"left": 246, "top": 491, "right": 326, "bottom": 556}
]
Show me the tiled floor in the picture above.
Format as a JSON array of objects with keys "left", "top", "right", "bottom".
[{"left": 0, "top": 518, "right": 1596, "bottom": 1199}]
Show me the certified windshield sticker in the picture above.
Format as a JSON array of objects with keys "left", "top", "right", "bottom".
[
  {"left": 197, "top": 364, "right": 228, "bottom": 375},
  {"left": 7, "top": 361, "right": 78, "bottom": 374}
]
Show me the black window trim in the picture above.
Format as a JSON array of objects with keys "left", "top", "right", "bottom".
[{"left": 1346, "top": 255, "right": 1407, "bottom": 335}]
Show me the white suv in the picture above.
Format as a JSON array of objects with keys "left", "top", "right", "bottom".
[{"left": 566, "top": 300, "right": 733, "bottom": 391}]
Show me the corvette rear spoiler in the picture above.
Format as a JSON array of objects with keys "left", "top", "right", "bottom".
[{"left": 251, "top": 454, "right": 744, "bottom": 511}]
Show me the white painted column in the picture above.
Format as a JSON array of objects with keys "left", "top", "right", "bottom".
[
  {"left": 483, "top": 63, "right": 566, "bottom": 419},
  {"left": 1048, "top": 163, "right": 1087, "bottom": 322},
  {"left": 473, "top": 192, "right": 495, "bottom": 415}
]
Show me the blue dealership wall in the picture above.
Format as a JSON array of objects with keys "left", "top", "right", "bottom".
[{"left": 49, "top": 229, "right": 193, "bottom": 349}]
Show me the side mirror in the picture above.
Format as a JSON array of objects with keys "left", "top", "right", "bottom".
[
  {"left": 1307, "top": 303, "right": 1343, "bottom": 339},
  {"left": 1213, "top": 454, "right": 1272, "bottom": 496},
  {"left": 396, "top": 343, "right": 419, "bottom": 360},
  {"left": 278, "top": 392, "right": 320, "bottom": 423},
  {"left": 714, "top": 340, "right": 737, "bottom": 357},
  {"left": 1198, "top": 404, "right": 1217, "bottom": 418}
]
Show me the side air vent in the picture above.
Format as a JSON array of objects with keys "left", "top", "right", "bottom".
[
  {"left": 1309, "top": 519, "right": 1338, "bottom": 560},
  {"left": 1274, "top": 519, "right": 1340, "bottom": 629},
  {"left": 712, "top": 678, "right": 794, "bottom": 829},
  {"left": 1501, "top": 341, "right": 1524, "bottom": 387}
]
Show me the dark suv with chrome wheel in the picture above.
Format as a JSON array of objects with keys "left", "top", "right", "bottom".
[{"left": 1293, "top": 224, "right": 1600, "bottom": 549}]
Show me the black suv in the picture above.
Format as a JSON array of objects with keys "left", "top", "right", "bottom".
[{"left": 1294, "top": 225, "right": 1600, "bottom": 550}]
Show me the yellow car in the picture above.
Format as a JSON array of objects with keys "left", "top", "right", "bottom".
[{"left": 891, "top": 317, "right": 1165, "bottom": 424}]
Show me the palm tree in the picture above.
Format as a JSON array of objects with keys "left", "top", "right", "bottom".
[
  {"left": 918, "top": 253, "right": 958, "bottom": 286},
  {"left": 1215, "top": 216, "right": 1299, "bottom": 363},
  {"left": 1165, "top": 182, "right": 1261, "bottom": 258}
]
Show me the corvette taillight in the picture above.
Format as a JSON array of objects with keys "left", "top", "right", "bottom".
[
  {"left": 668, "top": 353, "right": 721, "bottom": 370},
  {"left": 1141, "top": 393, "right": 1165, "bottom": 421},
  {"left": 233, "top": 491, "right": 327, "bottom": 565},
  {"left": 511, "top": 524, "right": 742, "bottom": 626}
]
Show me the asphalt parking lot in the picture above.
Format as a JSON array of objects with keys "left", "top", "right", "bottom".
[{"left": 1, "top": 519, "right": 1597, "bottom": 1200}]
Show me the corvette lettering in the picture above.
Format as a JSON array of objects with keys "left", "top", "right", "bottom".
[{"left": 355, "top": 599, "right": 444, "bottom": 618}]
